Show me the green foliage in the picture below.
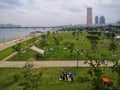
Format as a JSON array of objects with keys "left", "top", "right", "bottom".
[
  {"left": 31, "top": 36, "right": 37, "bottom": 45},
  {"left": 109, "top": 40, "right": 118, "bottom": 53},
  {"left": 40, "top": 34, "right": 48, "bottom": 49},
  {"left": 72, "top": 31, "right": 76, "bottom": 36},
  {"left": 9, "top": 49, "right": 35, "bottom": 61},
  {"left": 112, "top": 63, "right": 120, "bottom": 89},
  {"left": 92, "top": 78, "right": 103, "bottom": 90},
  {"left": 86, "top": 35, "right": 99, "bottom": 41},
  {"left": 53, "top": 35, "right": 62, "bottom": 46},
  {"left": 12, "top": 43, "right": 22, "bottom": 52},
  {"left": 12, "top": 43, "right": 22, "bottom": 59},
  {"left": 19, "top": 68, "right": 42, "bottom": 90},
  {"left": 0, "top": 68, "right": 119, "bottom": 90},
  {"left": 41, "top": 34, "right": 47, "bottom": 39},
  {"left": 47, "top": 31, "right": 51, "bottom": 37},
  {"left": 0, "top": 35, "right": 41, "bottom": 61},
  {"left": 35, "top": 52, "right": 43, "bottom": 60},
  {"left": 1, "top": 31, "right": 120, "bottom": 61}
]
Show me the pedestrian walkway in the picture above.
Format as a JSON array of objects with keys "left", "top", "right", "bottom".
[
  {"left": 0, "top": 61, "right": 115, "bottom": 68},
  {"left": 0, "top": 33, "right": 41, "bottom": 51}
]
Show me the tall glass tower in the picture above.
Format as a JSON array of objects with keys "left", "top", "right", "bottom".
[
  {"left": 95, "top": 16, "right": 99, "bottom": 24},
  {"left": 100, "top": 16, "right": 105, "bottom": 24}
]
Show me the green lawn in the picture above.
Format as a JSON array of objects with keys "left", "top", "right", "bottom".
[
  {"left": 8, "top": 48, "right": 36, "bottom": 61},
  {"left": 0, "top": 67, "right": 118, "bottom": 90},
  {"left": 8, "top": 32, "right": 120, "bottom": 61},
  {"left": 1, "top": 31, "right": 120, "bottom": 61},
  {"left": 0, "top": 47, "right": 14, "bottom": 60},
  {"left": 0, "top": 35, "right": 41, "bottom": 61}
]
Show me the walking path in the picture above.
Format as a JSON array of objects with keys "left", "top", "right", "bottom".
[
  {"left": 0, "top": 61, "right": 116, "bottom": 68},
  {"left": 0, "top": 33, "right": 42, "bottom": 51}
]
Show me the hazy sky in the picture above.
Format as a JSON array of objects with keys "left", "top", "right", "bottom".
[{"left": 0, "top": 0, "right": 120, "bottom": 26}]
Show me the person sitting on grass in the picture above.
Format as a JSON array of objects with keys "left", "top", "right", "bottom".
[{"left": 59, "top": 70, "right": 74, "bottom": 82}]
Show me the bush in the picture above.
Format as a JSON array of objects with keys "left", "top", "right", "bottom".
[{"left": 35, "top": 53, "right": 42, "bottom": 59}]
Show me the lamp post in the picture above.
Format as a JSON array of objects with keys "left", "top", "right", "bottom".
[
  {"left": 77, "top": 59, "right": 78, "bottom": 68},
  {"left": 76, "top": 49, "right": 79, "bottom": 68}
]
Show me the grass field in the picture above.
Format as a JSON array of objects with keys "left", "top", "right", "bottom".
[
  {"left": 0, "top": 67, "right": 118, "bottom": 90},
  {"left": 7, "top": 31, "right": 120, "bottom": 61},
  {"left": 0, "top": 47, "right": 14, "bottom": 60},
  {"left": 0, "top": 35, "right": 41, "bottom": 61}
]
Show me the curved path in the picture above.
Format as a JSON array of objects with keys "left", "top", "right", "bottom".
[{"left": 0, "top": 61, "right": 116, "bottom": 68}]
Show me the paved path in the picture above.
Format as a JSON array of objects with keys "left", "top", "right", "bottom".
[
  {"left": 0, "top": 61, "right": 115, "bottom": 68},
  {"left": 0, "top": 33, "right": 42, "bottom": 51}
]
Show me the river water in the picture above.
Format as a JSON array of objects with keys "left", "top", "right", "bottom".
[{"left": 0, "top": 28, "right": 49, "bottom": 43}]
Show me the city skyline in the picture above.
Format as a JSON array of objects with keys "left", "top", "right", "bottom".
[
  {"left": 95, "top": 15, "right": 105, "bottom": 25},
  {"left": 0, "top": 0, "right": 120, "bottom": 26}
]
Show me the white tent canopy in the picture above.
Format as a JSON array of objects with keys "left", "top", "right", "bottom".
[
  {"left": 115, "top": 36, "right": 120, "bottom": 39},
  {"left": 30, "top": 45, "right": 44, "bottom": 55}
]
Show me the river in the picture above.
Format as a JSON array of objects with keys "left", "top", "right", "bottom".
[{"left": 0, "top": 28, "right": 49, "bottom": 43}]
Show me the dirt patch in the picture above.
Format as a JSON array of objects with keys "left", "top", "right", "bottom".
[{"left": 28, "top": 57, "right": 37, "bottom": 61}]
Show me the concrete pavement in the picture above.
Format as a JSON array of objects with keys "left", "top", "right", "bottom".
[{"left": 0, "top": 61, "right": 115, "bottom": 68}]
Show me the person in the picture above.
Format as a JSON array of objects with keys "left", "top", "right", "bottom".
[
  {"left": 64, "top": 72, "right": 68, "bottom": 81},
  {"left": 69, "top": 73, "right": 74, "bottom": 82},
  {"left": 62, "top": 74, "right": 65, "bottom": 81},
  {"left": 62, "top": 67, "right": 64, "bottom": 75},
  {"left": 59, "top": 75, "right": 63, "bottom": 80},
  {"left": 71, "top": 74, "right": 73, "bottom": 82}
]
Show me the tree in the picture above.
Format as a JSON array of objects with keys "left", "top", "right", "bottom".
[
  {"left": 72, "top": 31, "right": 76, "bottom": 37},
  {"left": 109, "top": 39, "right": 118, "bottom": 55},
  {"left": 46, "top": 31, "right": 51, "bottom": 37},
  {"left": 12, "top": 43, "right": 22, "bottom": 59},
  {"left": 67, "top": 42, "right": 75, "bottom": 56},
  {"left": 0, "top": 69, "right": 42, "bottom": 90},
  {"left": 40, "top": 34, "right": 48, "bottom": 49},
  {"left": 19, "top": 68, "right": 42, "bottom": 90},
  {"left": 53, "top": 35, "right": 62, "bottom": 46},
  {"left": 86, "top": 35, "right": 99, "bottom": 52},
  {"left": 112, "top": 60, "right": 120, "bottom": 90},
  {"left": 85, "top": 52, "right": 104, "bottom": 90},
  {"left": 32, "top": 35, "right": 37, "bottom": 45},
  {"left": 0, "top": 74, "right": 20, "bottom": 89}
]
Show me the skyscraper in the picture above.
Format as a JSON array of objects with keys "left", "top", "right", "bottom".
[
  {"left": 87, "top": 7, "right": 92, "bottom": 26},
  {"left": 95, "top": 16, "right": 99, "bottom": 25},
  {"left": 100, "top": 16, "right": 105, "bottom": 24}
]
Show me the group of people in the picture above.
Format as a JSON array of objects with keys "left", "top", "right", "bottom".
[
  {"left": 25, "top": 62, "right": 34, "bottom": 68},
  {"left": 59, "top": 68, "right": 75, "bottom": 82}
]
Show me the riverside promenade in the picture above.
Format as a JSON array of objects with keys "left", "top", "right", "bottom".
[
  {"left": 0, "top": 61, "right": 116, "bottom": 68},
  {"left": 0, "top": 33, "right": 42, "bottom": 51}
]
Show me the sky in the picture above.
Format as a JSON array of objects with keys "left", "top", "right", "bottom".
[{"left": 0, "top": 0, "right": 120, "bottom": 26}]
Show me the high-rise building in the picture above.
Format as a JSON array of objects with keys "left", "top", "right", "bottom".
[
  {"left": 95, "top": 16, "right": 99, "bottom": 24},
  {"left": 87, "top": 7, "right": 92, "bottom": 26},
  {"left": 100, "top": 16, "right": 105, "bottom": 24}
]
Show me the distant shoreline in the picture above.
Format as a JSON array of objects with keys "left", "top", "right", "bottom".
[
  {"left": 0, "top": 28, "right": 50, "bottom": 43},
  {"left": 0, "top": 33, "right": 43, "bottom": 51}
]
